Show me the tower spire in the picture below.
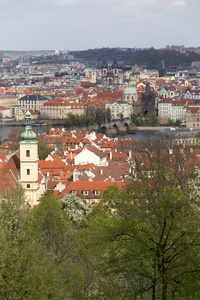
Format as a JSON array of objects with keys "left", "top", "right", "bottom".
[{"left": 20, "top": 95, "right": 36, "bottom": 141}]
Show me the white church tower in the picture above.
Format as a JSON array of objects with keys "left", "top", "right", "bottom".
[{"left": 19, "top": 105, "right": 45, "bottom": 207}]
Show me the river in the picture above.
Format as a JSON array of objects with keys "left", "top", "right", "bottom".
[
  {"left": 0, "top": 124, "right": 44, "bottom": 140},
  {"left": 0, "top": 124, "right": 157, "bottom": 142}
]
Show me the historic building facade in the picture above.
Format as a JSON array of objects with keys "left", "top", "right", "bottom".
[
  {"left": 101, "top": 58, "right": 120, "bottom": 87},
  {"left": 141, "top": 83, "right": 156, "bottom": 115}
]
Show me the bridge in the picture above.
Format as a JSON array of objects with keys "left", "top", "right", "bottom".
[{"left": 78, "top": 119, "right": 137, "bottom": 135}]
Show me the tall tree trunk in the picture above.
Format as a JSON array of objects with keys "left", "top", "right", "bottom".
[
  {"left": 152, "top": 283, "right": 156, "bottom": 300},
  {"left": 162, "top": 283, "right": 167, "bottom": 300}
]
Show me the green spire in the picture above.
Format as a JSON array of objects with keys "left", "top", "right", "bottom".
[{"left": 20, "top": 95, "right": 36, "bottom": 141}]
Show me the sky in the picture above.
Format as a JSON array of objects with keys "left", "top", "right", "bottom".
[{"left": 0, "top": 0, "right": 199, "bottom": 51}]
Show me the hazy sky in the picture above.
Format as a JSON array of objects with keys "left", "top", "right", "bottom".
[{"left": 0, "top": 0, "right": 199, "bottom": 50}]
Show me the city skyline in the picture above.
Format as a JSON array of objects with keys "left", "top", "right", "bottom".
[{"left": 0, "top": 0, "right": 199, "bottom": 50}]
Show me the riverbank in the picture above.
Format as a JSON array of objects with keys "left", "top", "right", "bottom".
[{"left": 136, "top": 126, "right": 174, "bottom": 131}]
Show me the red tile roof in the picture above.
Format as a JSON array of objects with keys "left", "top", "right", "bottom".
[{"left": 60, "top": 181, "right": 126, "bottom": 199}]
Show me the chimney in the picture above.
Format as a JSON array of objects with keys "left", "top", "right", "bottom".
[
  {"left": 58, "top": 181, "right": 62, "bottom": 193},
  {"left": 70, "top": 152, "right": 72, "bottom": 160},
  {"left": 110, "top": 151, "right": 112, "bottom": 160}
]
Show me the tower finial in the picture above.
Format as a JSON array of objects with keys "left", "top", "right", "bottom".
[
  {"left": 27, "top": 94, "right": 30, "bottom": 111},
  {"left": 20, "top": 94, "right": 36, "bottom": 141}
]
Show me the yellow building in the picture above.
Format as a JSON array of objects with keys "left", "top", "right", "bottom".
[{"left": 186, "top": 106, "right": 200, "bottom": 129}]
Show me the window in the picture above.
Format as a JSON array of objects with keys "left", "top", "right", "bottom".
[
  {"left": 26, "top": 150, "right": 30, "bottom": 157},
  {"left": 83, "top": 190, "right": 89, "bottom": 197},
  {"left": 27, "top": 184, "right": 30, "bottom": 188},
  {"left": 71, "top": 190, "right": 78, "bottom": 195},
  {"left": 27, "top": 169, "right": 30, "bottom": 175},
  {"left": 94, "top": 190, "right": 101, "bottom": 196}
]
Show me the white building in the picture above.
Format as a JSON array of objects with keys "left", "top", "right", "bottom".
[
  {"left": 74, "top": 146, "right": 108, "bottom": 166},
  {"left": 184, "top": 88, "right": 200, "bottom": 100},
  {"left": 171, "top": 102, "right": 187, "bottom": 124},
  {"left": 106, "top": 99, "right": 133, "bottom": 119},
  {"left": 158, "top": 99, "right": 172, "bottom": 123},
  {"left": 158, "top": 99, "right": 186, "bottom": 124}
]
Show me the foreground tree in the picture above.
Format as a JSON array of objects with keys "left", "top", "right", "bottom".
[
  {"left": 31, "top": 192, "right": 94, "bottom": 299},
  {"left": 0, "top": 190, "right": 94, "bottom": 299},
  {"left": 0, "top": 189, "right": 64, "bottom": 299},
  {"left": 134, "top": 136, "right": 198, "bottom": 191},
  {"left": 87, "top": 165, "right": 200, "bottom": 299}
]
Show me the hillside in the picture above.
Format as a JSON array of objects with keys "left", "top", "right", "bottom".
[{"left": 69, "top": 47, "right": 200, "bottom": 69}]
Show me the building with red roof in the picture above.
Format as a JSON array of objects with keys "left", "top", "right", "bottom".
[
  {"left": 74, "top": 146, "right": 108, "bottom": 166},
  {"left": 186, "top": 106, "right": 200, "bottom": 128},
  {"left": 60, "top": 181, "right": 126, "bottom": 206}
]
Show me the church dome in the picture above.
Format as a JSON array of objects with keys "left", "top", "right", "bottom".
[
  {"left": 20, "top": 129, "right": 37, "bottom": 141},
  {"left": 123, "top": 85, "right": 137, "bottom": 95}
]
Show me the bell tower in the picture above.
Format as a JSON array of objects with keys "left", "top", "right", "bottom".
[{"left": 19, "top": 98, "right": 39, "bottom": 207}]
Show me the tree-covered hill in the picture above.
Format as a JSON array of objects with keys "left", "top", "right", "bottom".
[{"left": 69, "top": 47, "right": 200, "bottom": 69}]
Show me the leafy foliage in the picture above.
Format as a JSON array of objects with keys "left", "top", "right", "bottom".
[
  {"left": 37, "top": 140, "right": 52, "bottom": 160},
  {"left": 86, "top": 166, "right": 200, "bottom": 299},
  {"left": 145, "top": 112, "right": 158, "bottom": 125},
  {"left": 64, "top": 107, "right": 105, "bottom": 128},
  {"left": 105, "top": 107, "right": 111, "bottom": 121}
]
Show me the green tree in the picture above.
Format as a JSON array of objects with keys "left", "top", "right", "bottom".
[
  {"left": 145, "top": 112, "right": 158, "bottom": 126},
  {"left": 0, "top": 189, "right": 65, "bottom": 300},
  {"left": 43, "top": 120, "right": 52, "bottom": 134},
  {"left": 175, "top": 119, "right": 181, "bottom": 126},
  {"left": 36, "top": 136, "right": 52, "bottom": 160},
  {"left": 87, "top": 165, "right": 200, "bottom": 299},
  {"left": 31, "top": 192, "right": 94, "bottom": 299},
  {"left": 195, "top": 131, "right": 200, "bottom": 140},
  {"left": 106, "top": 107, "right": 111, "bottom": 121},
  {"left": 137, "top": 117, "right": 145, "bottom": 126},
  {"left": 132, "top": 113, "right": 138, "bottom": 125},
  {"left": 0, "top": 112, "right": 3, "bottom": 120},
  {"left": 117, "top": 112, "right": 124, "bottom": 119},
  {"left": 64, "top": 113, "right": 77, "bottom": 128},
  {"left": 85, "top": 105, "right": 96, "bottom": 119},
  {"left": 168, "top": 118, "right": 174, "bottom": 126},
  {"left": 55, "top": 139, "right": 64, "bottom": 154}
]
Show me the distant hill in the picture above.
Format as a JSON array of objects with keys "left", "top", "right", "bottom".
[{"left": 69, "top": 48, "right": 200, "bottom": 69}]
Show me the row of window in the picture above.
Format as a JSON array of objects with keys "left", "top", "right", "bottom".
[
  {"left": 71, "top": 190, "right": 101, "bottom": 197},
  {"left": 187, "top": 118, "right": 200, "bottom": 122}
]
